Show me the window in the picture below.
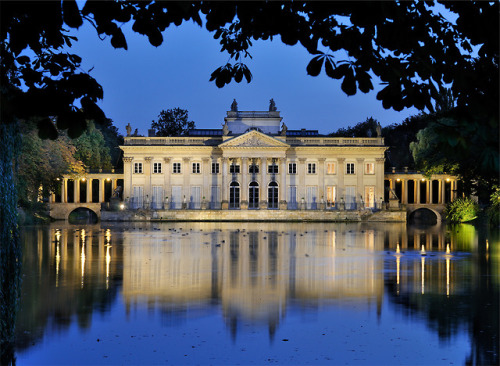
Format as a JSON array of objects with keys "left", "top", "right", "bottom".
[
  {"left": 153, "top": 162, "right": 162, "bottom": 174},
  {"left": 365, "top": 163, "right": 375, "bottom": 174},
  {"left": 249, "top": 164, "right": 259, "bottom": 174},
  {"left": 288, "top": 163, "right": 297, "bottom": 174},
  {"left": 192, "top": 162, "right": 201, "bottom": 174},
  {"left": 346, "top": 163, "right": 355, "bottom": 175},
  {"left": 327, "top": 162, "right": 336, "bottom": 174},
  {"left": 173, "top": 162, "right": 181, "bottom": 174},
  {"left": 307, "top": 163, "right": 316, "bottom": 174},
  {"left": 268, "top": 164, "right": 278, "bottom": 174},
  {"left": 211, "top": 162, "right": 219, "bottom": 174},
  {"left": 230, "top": 164, "right": 240, "bottom": 174},
  {"left": 134, "top": 163, "right": 143, "bottom": 174}
]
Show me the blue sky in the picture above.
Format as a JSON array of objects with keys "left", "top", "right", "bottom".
[{"left": 72, "top": 19, "right": 419, "bottom": 136}]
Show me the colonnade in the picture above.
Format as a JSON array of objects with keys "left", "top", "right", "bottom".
[{"left": 52, "top": 174, "right": 123, "bottom": 204}]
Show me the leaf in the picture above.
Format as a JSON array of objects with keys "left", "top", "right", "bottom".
[
  {"left": 111, "top": 29, "right": 128, "bottom": 50},
  {"left": 16, "top": 55, "right": 30, "bottom": 65},
  {"left": 62, "top": 0, "right": 83, "bottom": 28},
  {"left": 306, "top": 55, "right": 324, "bottom": 77},
  {"left": 324, "top": 57, "right": 336, "bottom": 78},
  {"left": 341, "top": 67, "right": 357, "bottom": 96},
  {"left": 148, "top": 30, "right": 163, "bottom": 47},
  {"left": 356, "top": 69, "right": 373, "bottom": 93}
]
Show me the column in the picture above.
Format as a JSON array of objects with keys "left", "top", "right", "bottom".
[
  {"left": 221, "top": 157, "right": 228, "bottom": 209},
  {"left": 75, "top": 178, "right": 80, "bottom": 203},
  {"left": 298, "top": 158, "right": 307, "bottom": 204},
  {"left": 337, "top": 158, "right": 345, "bottom": 203},
  {"left": 401, "top": 179, "right": 407, "bottom": 205},
  {"left": 123, "top": 157, "right": 133, "bottom": 200},
  {"left": 280, "top": 157, "right": 287, "bottom": 209},
  {"left": 62, "top": 178, "right": 67, "bottom": 203},
  {"left": 441, "top": 179, "right": 446, "bottom": 204},
  {"left": 86, "top": 178, "right": 91, "bottom": 203},
  {"left": 318, "top": 158, "right": 325, "bottom": 206},
  {"left": 163, "top": 157, "right": 171, "bottom": 203},
  {"left": 241, "top": 157, "right": 248, "bottom": 209},
  {"left": 202, "top": 157, "right": 210, "bottom": 204},
  {"left": 183, "top": 157, "right": 191, "bottom": 207},
  {"left": 416, "top": 179, "right": 421, "bottom": 204},
  {"left": 426, "top": 179, "right": 431, "bottom": 204},
  {"left": 375, "top": 158, "right": 384, "bottom": 205},
  {"left": 144, "top": 157, "right": 152, "bottom": 202},
  {"left": 260, "top": 157, "right": 268, "bottom": 208},
  {"left": 356, "top": 158, "right": 364, "bottom": 208}
]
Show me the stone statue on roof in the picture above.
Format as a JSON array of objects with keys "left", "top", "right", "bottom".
[
  {"left": 269, "top": 98, "right": 277, "bottom": 111},
  {"left": 376, "top": 122, "right": 382, "bottom": 137},
  {"left": 280, "top": 122, "right": 287, "bottom": 136},
  {"left": 231, "top": 99, "right": 238, "bottom": 111},
  {"left": 222, "top": 121, "right": 229, "bottom": 136},
  {"left": 126, "top": 123, "right": 132, "bottom": 137}
]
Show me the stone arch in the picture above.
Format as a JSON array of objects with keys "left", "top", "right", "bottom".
[
  {"left": 68, "top": 207, "right": 99, "bottom": 224},
  {"left": 408, "top": 208, "right": 441, "bottom": 225}
]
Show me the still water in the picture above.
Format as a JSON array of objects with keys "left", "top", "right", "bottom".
[{"left": 15, "top": 222, "right": 499, "bottom": 365}]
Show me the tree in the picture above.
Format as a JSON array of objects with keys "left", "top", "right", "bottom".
[
  {"left": 73, "top": 121, "right": 112, "bottom": 169},
  {"left": 329, "top": 117, "right": 379, "bottom": 138},
  {"left": 151, "top": 108, "right": 195, "bottom": 136}
]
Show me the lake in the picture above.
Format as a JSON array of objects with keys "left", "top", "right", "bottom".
[{"left": 14, "top": 222, "right": 499, "bottom": 365}]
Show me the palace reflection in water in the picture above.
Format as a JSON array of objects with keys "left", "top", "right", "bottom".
[{"left": 16, "top": 222, "right": 498, "bottom": 365}]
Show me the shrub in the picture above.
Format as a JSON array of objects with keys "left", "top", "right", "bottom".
[
  {"left": 488, "top": 186, "right": 499, "bottom": 226},
  {"left": 445, "top": 197, "right": 479, "bottom": 223}
]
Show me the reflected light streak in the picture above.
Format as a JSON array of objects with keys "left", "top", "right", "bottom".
[
  {"left": 395, "top": 243, "right": 402, "bottom": 295},
  {"left": 421, "top": 257, "right": 425, "bottom": 295},
  {"left": 106, "top": 245, "right": 111, "bottom": 290},
  {"left": 81, "top": 229, "right": 86, "bottom": 288},
  {"left": 55, "top": 244, "right": 60, "bottom": 288},
  {"left": 444, "top": 243, "right": 452, "bottom": 297}
]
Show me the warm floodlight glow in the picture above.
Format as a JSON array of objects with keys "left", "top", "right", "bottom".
[
  {"left": 81, "top": 178, "right": 86, "bottom": 181},
  {"left": 120, "top": 203, "right": 125, "bottom": 210},
  {"left": 421, "top": 178, "right": 425, "bottom": 182},
  {"left": 446, "top": 243, "right": 451, "bottom": 254},
  {"left": 420, "top": 245, "right": 426, "bottom": 255},
  {"left": 396, "top": 178, "right": 400, "bottom": 182},
  {"left": 446, "top": 178, "right": 450, "bottom": 182},
  {"left": 106, "top": 178, "right": 111, "bottom": 181}
]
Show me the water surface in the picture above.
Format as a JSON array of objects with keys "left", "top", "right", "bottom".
[{"left": 15, "top": 222, "right": 499, "bottom": 365}]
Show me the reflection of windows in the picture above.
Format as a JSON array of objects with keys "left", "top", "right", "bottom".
[
  {"left": 173, "top": 162, "right": 181, "bottom": 174},
  {"left": 134, "top": 163, "right": 143, "bottom": 174},
  {"left": 327, "top": 162, "right": 336, "bottom": 174},
  {"left": 307, "top": 163, "right": 316, "bottom": 174},
  {"left": 211, "top": 162, "right": 219, "bottom": 174},
  {"left": 288, "top": 163, "right": 297, "bottom": 174},
  {"left": 268, "top": 164, "right": 278, "bottom": 173},
  {"left": 153, "top": 162, "right": 162, "bottom": 174},
  {"left": 230, "top": 164, "right": 240, "bottom": 174},
  {"left": 365, "top": 163, "right": 375, "bottom": 174},
  {"left": 326, "top": 186, "right": 336, "bottom": 206},
  {"left": 346, "top": 163, "right": 355, "bottom": 174},
  {"left": 249, "top": 164, "right": 259, "bottom": 174},
  {"left": 192, "top": 162, "right": 201, "bottom": 174}
]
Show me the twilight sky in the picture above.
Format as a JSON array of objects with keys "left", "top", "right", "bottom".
[{"left": 72, "top": 19, "right": 419, "bottom": 136}]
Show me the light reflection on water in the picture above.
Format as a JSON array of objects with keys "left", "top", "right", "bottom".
[{"left": 15, "top": 222, "right": 499, "bottom": 365}]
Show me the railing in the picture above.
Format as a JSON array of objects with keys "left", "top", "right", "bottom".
[
  {"left": 124, "top": 137, "right": 218, "bottom": 146},
  {"left": 287, "top": 137, "right": 384, "bottom": 146},
  {"left": 226, "top": 111, "right": 280, "bottom": 118}
]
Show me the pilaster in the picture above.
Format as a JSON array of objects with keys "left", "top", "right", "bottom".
[
  {"left": 337, "top": 158, "right": 345, "bottom": 202},
  {"left": 123, "top": 157, "right": 133, "bottom": 200},
  {"left": 144, "top": 156, "right": 153, "bottom": 201}
]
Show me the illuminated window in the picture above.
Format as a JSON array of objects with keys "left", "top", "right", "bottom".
[
  {"left": 307, "top": 163, "right": 316, "bottom": 174},
  {"left": 346, "top": 163, "right": 355, "bottom": 174},
  {"left": 173, "top": 162, "right": 181, "bottom": 174},
  {"left": 327, "top": 162, "right": 336, "bottom": 174},
  {"left": 192, "top": 162, "right": 201, "bottom": 174},
  {"left": 288, "top": 163, "right": 297, "bottom": 174},
  {"left": 134, "top": 163, "right": 143, "bottom": 174},
  {"left": 153, "top": 162, "right": 162, "bottom": 174},
  {"left": 365, "top": 163, "right": 375, "bottom": 174}
]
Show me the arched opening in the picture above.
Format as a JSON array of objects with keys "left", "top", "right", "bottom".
[
  {"left": 268, "top": 182, "right": 279, "bottom": 209},
  {"left": 409, "top": 208, "right": 439, "bottom": 225},
  {"left": 229, "top": 181, "right": 240, "bottom": 209},
  {"left": 68, "top": 207, "right": 98, "bottom": 224},
  {"left": 248, "top": 181, "right": 259, "bottom": 209}
]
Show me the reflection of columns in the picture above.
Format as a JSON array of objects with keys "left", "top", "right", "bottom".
[
  {"left": 163, "top": 157, "right": 171, "bottom": 199},
  {"left": 202, "top": 157, "right": 210, "bottom": 203},
  {"left": 123, "top": 157, "right": 133, "bottom": 200},
  {"left": 144, "top": 157, "right": 152, "bottom": 200},
  {"left": 298, "top": 158, "right": 306, "bottom": 202},
  {"left": 260, "top": 157, "right": 267, "bottom": 208},
  {"left": 221, "top": 157, "right": 228, "bottom": 207},
  {"left": 318, "top": 158, "right": 325, "bottom": 201},
  {"left": 182, "top": 157, "right": 191, "bottom": 200},
  {"left": 337, "top": 158, "right": 345, "bottom": 200},
  {"left": 356, "top": 158, "right": 364, "bottom": 204},
  {"left": 375, "top": 158, "right": 384, "bottom": 203},
  {"left": 280, "top": 157, "right": 287, "bottom": 207}
]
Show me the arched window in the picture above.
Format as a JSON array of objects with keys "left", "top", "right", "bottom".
[
  {"left": 268, "top": 181, "right": 279, "bottom": 209},
  {"left": 229, "top": 181, "right": 240, "bottom": 209},
  {"left": 249, "top": 181, "right": 259, "bottom": 209}
]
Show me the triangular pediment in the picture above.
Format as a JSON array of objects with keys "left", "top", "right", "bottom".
[{"left": 219, "top": 130, "right": 289, "bottom": 148}]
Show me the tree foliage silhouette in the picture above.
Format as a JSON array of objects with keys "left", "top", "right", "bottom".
[{"left": 151, "top": 108, "right": 195, "bottom": 136}]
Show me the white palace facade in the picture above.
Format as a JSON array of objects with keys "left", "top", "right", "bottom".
[{"left": 120, "top": 107, "right": 387, "bottom": 212}]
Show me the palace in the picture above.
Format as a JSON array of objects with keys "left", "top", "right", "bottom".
[{"left": 120, "top": 106, "right": 387, "bottom": 212}]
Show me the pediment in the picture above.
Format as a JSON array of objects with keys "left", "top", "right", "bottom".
[{"left": 219, "top": 130, "right": 289, "bottom": 148}]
